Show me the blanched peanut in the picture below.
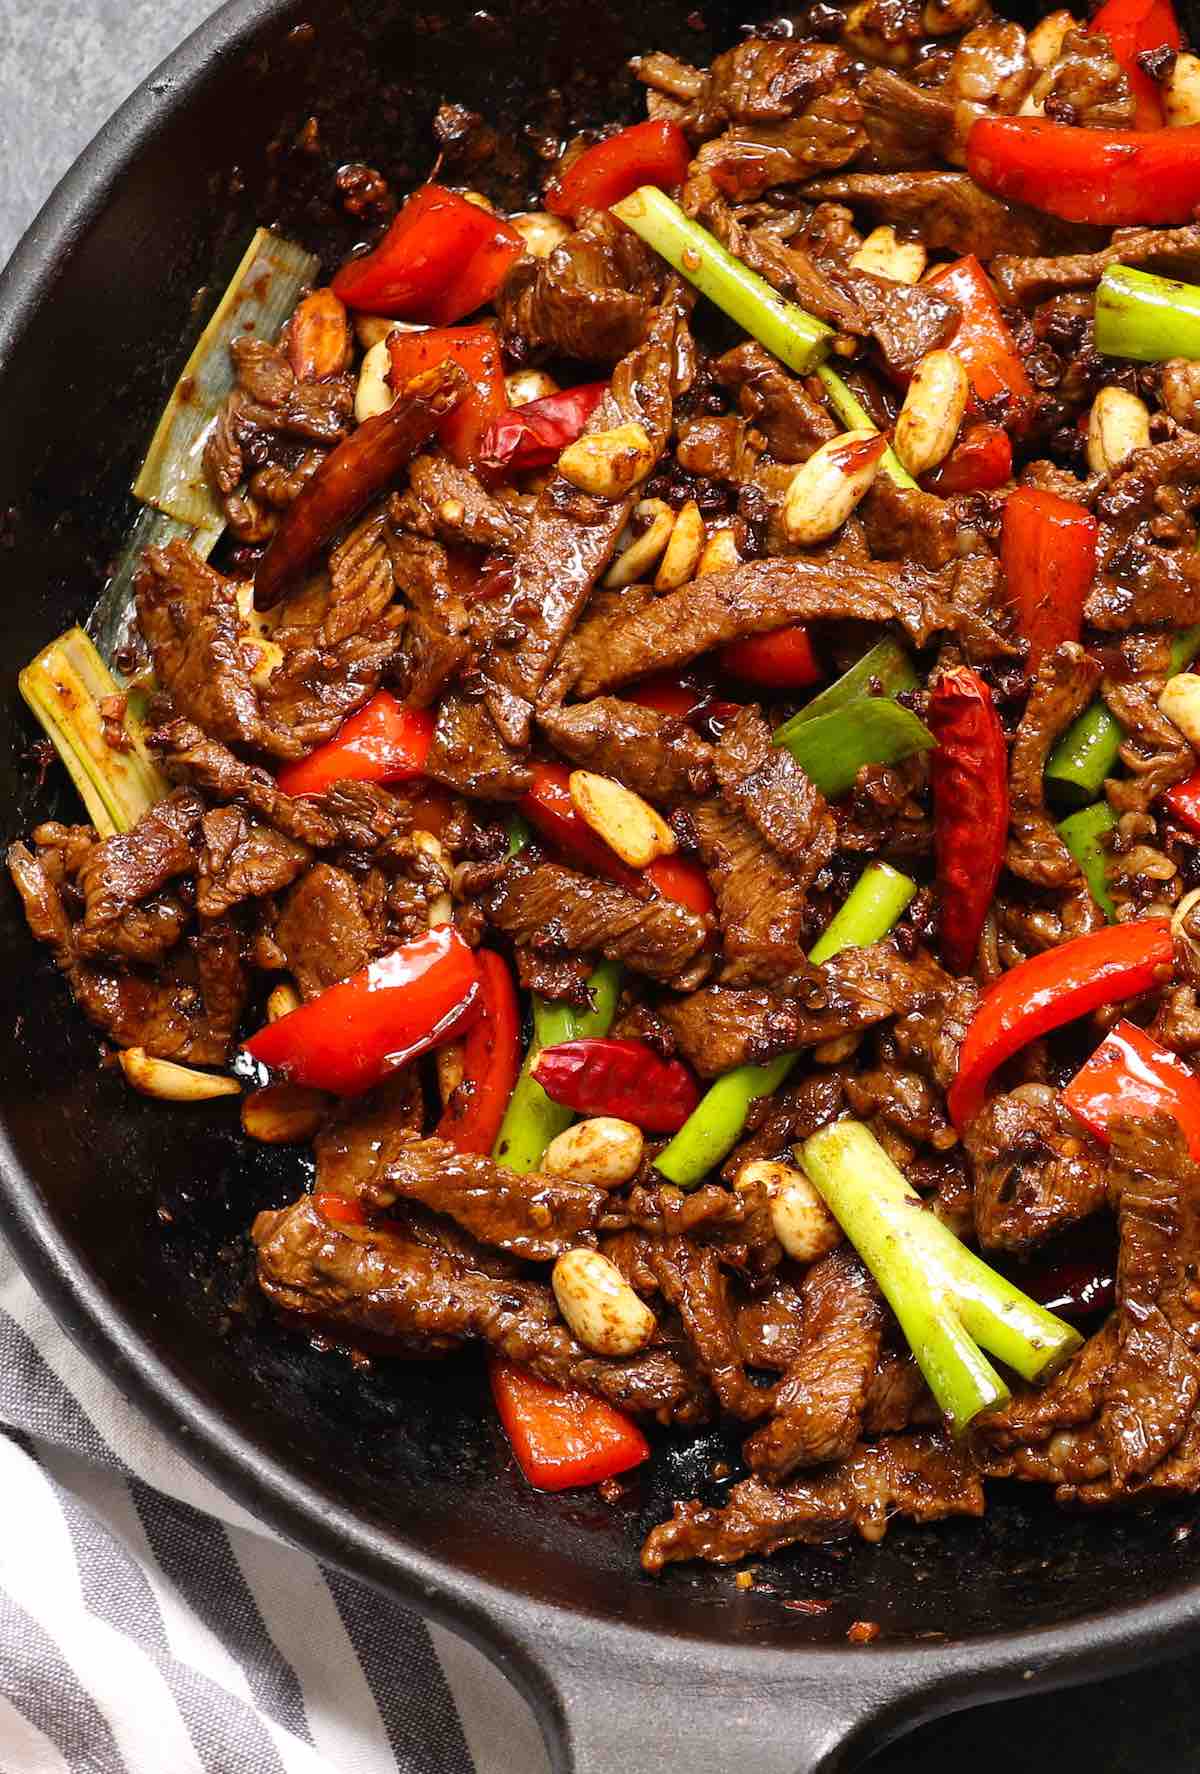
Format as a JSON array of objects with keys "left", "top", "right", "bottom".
[
  {"left": 505, "top": 368, "right": 559, "bottom": 406},
  {"left": 543, "top": 1117, "right": 645, "bottom": 1186},
  {"left": 782, "top": 429, "right": 887, "bottom": 545},
  {"left": 1026, "top": 9, "right": 1076, "bottom": 66},
  {"left": 655, "top": 499, "right": 706, "bottom": 589},
  {"left": 696, "top": 525, "right": 741, "bottom": 576},
  {"left": 736, "top": 1160, "right": 842, "bottom": 1264},
  {"left": 119, "top": 1047, "right": 240, "bottom": 1103},
  {"left": 1160, "top": 673, "right": 1200, "bottom": 749},
  {"left": 558, "top": 422, "right": 656, "bottom": 499},
  {"left": 843, "top": 1, "right": 918, "bottom": 64},
  {"left": 267, "top": 981, "right": 302, "bottom": 1022},
  {"left": 894, "top": 350, "right": 969, "bottom": 477},
  {"left": 569, "top": 770, "right": 676, "bottom": 867},
  {"left": 921, "top": 0, "right": 988, "bottom": 33},
  {"left": 234, "top": 583, "right": 284, "bottom": 686},
  {"left": 1086, "top": 386, "right": 1151, "bottom": 475},
  {"left": 288, "top": 288, "right": 352, "bottom": 381},
  {"left": 242, "top": 1082, "right": 327, "bottom": 1144},
  {"left": 355, "top": 315, "right": 425, "bottom": 350},
  {"left": 511, "top": 211, "right": 572, "bottom": 258},
  {"left": 1164, "top": 51, "right": 1200, "bottom": 125},
  {"left": 849, "top": 226, "right": 926, "bottom": 285},
  {"left": 355, "top": 336, "right": 395, "bottom": 421},
  {"left": 552, "top": 1249, "right": 657, "bottom": 1356},
  {"left": 459, "top": 190, "right": 495, "bottom": 211},
  {"left": 603, "top": 500, "right": 675, "bottom": 587}
]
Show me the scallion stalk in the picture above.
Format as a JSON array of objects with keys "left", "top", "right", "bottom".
[
  {"left": 774, "top": 636, "right": 917, "bottom": 746},
  {"left": 1094, "top": 264, "right": 1200, "bottom": 363},
  {"left": 799, "top": 1118, "right": 1083, "bottom": 1433},
  {"left": 1046, "top": 623, "right": 1200, "bottom": 804},
  {"left": 815, "top": 363, "right": 918, "bottom": 491},
  {"left": 807, "top": 861, "right": 917, "bottom": 964},
  {"left": 776, "top": 696, "right": 935, "bottom": 800},
  {"left": 1057, "top": 802, "right": 1118, "bottom": 921}
]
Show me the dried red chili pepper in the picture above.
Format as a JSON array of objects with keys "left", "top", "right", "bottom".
[
  {"left": 928, "top": 667, "right": 1009, "bottom": 976},
  {"left": 478, "top": 382, "right": 608, "bottom": 473},
  {"left": 532, "top": 1037, "right": 700, "bottom": 1132}
]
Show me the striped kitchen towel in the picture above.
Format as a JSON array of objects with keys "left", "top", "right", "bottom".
[{"left": 0, "top": 1235, "right": 551, "bottom": 1774}]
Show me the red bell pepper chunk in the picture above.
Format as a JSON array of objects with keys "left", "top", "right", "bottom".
[
  {"left": 275, "top": 692, "right": 434, "bottom": 797},
  {"left": 923, "top": 257, "right": 1034, "bottom": 428},
  {"left": 386, "top": 324, "right": 507, "bottom": 468},
  {"left": 489, "top": 1358, "right": 649, "bottom": 1491},
  {"left": 1000, "top": 486, "right": 1099, "bottom": 669},
  {"left": 949, "top": 918, "right": 1174, "bottom": 1129},
  {"left": 1063, "top": 1018, "right": 1200, "bottom": 1160},
  {"left": 718, "top": 624, "right": 822, "bottom": 691},
  {"left": 435, "top": 951, "right": 522, "bottom": 1155},
  {"left": 546, "top": 120, "right": 691, "bottom": 221},
  {"left": 519, "top": 762, "right": 644, "bottom": 890},
  {"left": 1088, "top": 0, "right": 1181, "bottom": 129},
  {"left": 478, "top": 382, "right": 608, "bottom": 473},
  {"left": 644, "top": 855, "right": 716, "bottom": 919},
  {"left": 532, "top": 1037, "right": 700, "bottom": 1132},
  {"left": 966, "top": 116, "right": 1200, "bottom": 227},
  {"left": 1165, "top": 767, "right": 1200, "bottom": 835},
  {"left": 923, "top": 422, "right": 1013, "bottom": 495},
  {"left": 313, "top": 1192, "right": 367, "bottom": 1226},
  {"left": 331, "top": 184, "right": 524, "bottom": 325},
  {"left": 928, "top": 667, "right": 1009, "bottom": 975},
  {"left": 245, "top": 925, "right": 482, "bottom": 1096}
]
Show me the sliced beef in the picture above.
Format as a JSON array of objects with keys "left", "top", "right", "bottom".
[
  {"left": 714, "top": 705, "right": 835, "bottom": 877},
  {"left": 800, "top": 171, "right": 1097, "bottom": 260},
  {"left": 497, "top": 210, "right": 663, "bottom": 366},
  {"left": 660, "top": 986, "right": 814, "bottom": 1076},
  {"left": 857, "top": 67, "right": 956, "bottom": 167},
  {"left": 692, "top": 800, "right": 810, "bottom": 987},
  {"left": 257, "top": 613, "right": 404, "bottom": 758},
  {"left": 538, "top": 698, "right": 715, "bottom": 803},
  {"left": 893, "top": 972, "right": 979, "bottom": 1091},
  {"left": 136, "top": 543, "right": 267, "bottom": 753},
  {"left": 391, "top": 453, "right": 531, "bottom": 551},
  {"left": 514, "top": 948, "right": 595, "bottom": 1007},
  {"left": 195, "top": 807, "right": 310, "bottom": 918},
  {"left": 314, "top": 1071, "right": 426, "bottom": 1201},
  {"left": 149, "top": 718, "right": 339, "bottom": 846},
  {"left": 425, "top": 694, "right": 533, "bottom": 801},
  {"left": 687, "top": 185, "right": 870, "bottom": 336},
  {"left": 1103, "top": 676, "right": 1194, "bottom": 815},
  {"left": 714, "top": 342, "right": 836, "bottom": 463},
  {"left": 320, "top": 511, "right": 396, "bottom": 647},
  {"left": 977, "top": 1317, "right": 1119, "bottom": 1455},
  {"left": 690, "top": 85, "right": 865, "bottom": 201},
  {"left": 964, "top": 1084, "right": 1111, "bottom": 1251},
  {"left": 482, "top": 859, "right": 710, "bottom": 984},
  {"left": 71, "top": 791, "right": 202, "bottom": 962},
  {"left": 649, "top": 1238, "right": 772, "bottom": 1419},
  {"left": 273, "top": 863, "right": 384, "bottom": 997},
  {"left": 341, "top": 1136, "right": 608, "bottom": 1260},
  {"left": 721, "top": 1071, "right": 848, "bottom": 1179},
  {"left": 839, "top": 269, "right": 960, "bottom": 382},
  {"left": 1006, "top": 643, "right": 1101, "bottom": 889},
  {"left": 735, "top": 1276, "right": 810, "bottom": 1371},
  {"left": 860, "top": 475, "right": 969, "bottom": 571},
  {"left": 743, "top": 1248, "right": 883, "bottom": 1478},
  {"left": 992, "top": 223, "right": 1200, "bottom": 308},
  {"left": 641, "top": 1433, "right": 984, "bottom": 1569},
  {"left": 254, "top": 1195, "right": 710, "bottom": 1424}
]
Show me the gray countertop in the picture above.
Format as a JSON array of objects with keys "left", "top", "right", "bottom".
[{"left": 2, "top": 2, "right": 1198, "bottom": 1765}]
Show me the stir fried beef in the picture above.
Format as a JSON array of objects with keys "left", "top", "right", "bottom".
[{"left": 24, "top": 0, "right": 1200, "bottom": 1578}]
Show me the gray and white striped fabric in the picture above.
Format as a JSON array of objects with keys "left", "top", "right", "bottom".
[{"left": 0, "top": 1236, "right": 552, "bottom": 1774}]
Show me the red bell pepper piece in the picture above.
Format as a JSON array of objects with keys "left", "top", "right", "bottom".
[
  {"left": 478, "top": 382, "right": 608, "bottom": 473},
  {"left": 1087, "top": 0, "right": 1181, "bottom": 129},
  {"left": 949, "top": 918, "right": 1174, "bottom": 1129},
  {"left": 386, "top": 325, "right": 507, "bottom": 469},
  {"left": 435, "top": 951, "right": 521, "bottom": 1155},
  {"left": 718, "top": 624, "right": 822, "bottom": 690},
  {"left": 923, "top": 257, "right": 1034, "bottom": 428},
  {"left": 245, "top": 925, "right": 482, "bottom": 1096},
  {"left": 532, "top": 1037, "right": 700, "bottom": 1132},
  {"left": 928, "top": 667, "right": 1009, "bottom": 976},
  {"left": 313, "top": 1193, "right": 367, "bottom": 1226},
  {"left": 644, "top": 855, "right": 716, "bottom": 919},
  {"left": 489, "top": 1358, "right": 649, "bottom": 1491},
  {"left": 1000, "top": 486, "right": 1098, "bottom": 669},
  {"left": 1163, "top": 767, "right": 1200, "bottom": 834},
  {"left": 923, "top": 422, "right": 1012, "bottom": 494},
  {"left": 966, "top": 116, "right": 1200, "bottom": 226},
  {"left": 546, "top": 120, "right": 691, "bottom": 221},
  {"left": 331, "top": 184, "right": 524, "bottom": 325},
  {"left": 275, "top": 692, "right": 434, "bottom": 797},
  {"left": 519, "top": 762, "right": 643, "bottom": 890},
  {"left": 255, "top": 360, "right": 465, "bottom": 606},
  {"left": 1062, "top": 1018, "right": 1200, "bottom": 1159}
]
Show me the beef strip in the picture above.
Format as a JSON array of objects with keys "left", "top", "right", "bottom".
[
  {"left": 150, "top": 718, "right": 339, "bottom": 846},
  {"left": 685, "top": 183, "right": 870, "bottom": 336},
  {"left": 195, "top": 807, "right": 310, "bottom": 918},
  {"left": 497, "top": 210, "right": 664, "bottom": 367},
  {"left": 314, "top": 1071, "right": 426, "bottom": 1200},
  {"left": 537, "top": 699, "right": 715, "bottom": 803},
  {"left": 692, "top": 800, "right": 810, "bottom": 987},
  {"left": 721, "top": 1071, "right": 848, "bottom": 1179},
  {"left": 837, "top": 269, "right": 960, "bottom": 382},
  {"left": 892, "top": 972, "right": 979, "bottom": 1091},
  {"left": 641, "top": 1433, "right": 984, "bottom": 1569},
  {"left": 743, "top": 1247, "right": 884, "bottom": 1478},
  {"left": 254, "top": 1196, "right": 710, "bottom": 1424},
  {"left": 136, "top": 543, "right": 268, "bottom": 753},
  {"left": 649, "top": 1237, "right": 772, "bottom": 1419},
  {"left": 977, "top": 1317, "right": 1119, "bottom": 1455},
  {"left": 964, "top": 1084, "right": 1111, "bottom": 1251},
  {"left": 273, "top": 863, "right": 386, "bottom": 996},
  {"left": 714, "top": 705, "right": 835, "bottom": 877},
  {"left": 257, "top": 611, "right": 404, "bottom": 757},
  {"left": 424, "top": 694, "right": 534, "bottom": 801},
  {"left": 71, "top": 791, "right": 202, "bottom": 961},
  {"left": 1103, "top": 677, "right": 1194, "bottom": 815},
  {"left": 339, "top": 1136, "right": 608, "bottom": 1260},
  {"left": 483, "top": 859, "right": 710, "bottom": 984},
  {"left": 1006, "top": 643, "right": 1101, "bottom": 889},
  {"left": 391, "top": 453, "right": 531, "bottom": 551},
  {"left": 735, "top": 1276, "right": 809, "bottom": 1371},
  {"left": 514, "top": 948, "right": 595, "bottom": 1006},
  {"left": 689, "top": 78, "right": 866, "bottom": 201},
  {"left": 992, "top": 223, "right": 1200, "bottom": 308},
  {"left": 857, "top": 67, "right": 956, "bottom": 167},
  {"left": 320, "top": 510, "right": 396, "bottom": 646},
  {"left": 713, "top": 342, "right": 836, "bottom": 463},
  {"left": 799, "top": 171, "right": 1100, "bottom": 259}
]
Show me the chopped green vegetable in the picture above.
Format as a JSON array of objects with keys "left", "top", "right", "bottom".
[
  {"left": 1094, "top": 264, "right": 1200, "bottom": 364},
  {"left": 493, "top": 960, "right": 622, "bottom": 1172},
  {"left": 1046, "top": 623, "right": 1200, "bottom": 805},
  {"left": 774, "top": 637, "right": 917, "bottom": 742},
  {"left": 654, "top": 862, "right": 915, "bottom": 1188},
  {"left": 799, "top": 1119, "right": 1083, "bottom": 1433},
  {"left": 134, "top": 227, "right": 320, "bottom": 530},
  {"left": 1057, "top": 802, "right": 1118, "bottom": 921},
  {"left": 777, "top": 695, "right": 935, "bottom": 800},
  {"left": 609, "top": 186, "right": 833, "bottom": 374},
  {"left": 815, "top": 363, "right": 918, "bottom": 491},
  {"left": 20, "top": 628, "right": 169, "bottom": 836}
]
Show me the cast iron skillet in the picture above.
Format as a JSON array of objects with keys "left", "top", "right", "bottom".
[{"left": 3, "top": 0, "right": 1200, "bottom": 1766}]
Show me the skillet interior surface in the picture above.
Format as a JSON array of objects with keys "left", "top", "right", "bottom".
[{"left": 4, "top": 0, "right": 1200, "bottom": 1764}]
